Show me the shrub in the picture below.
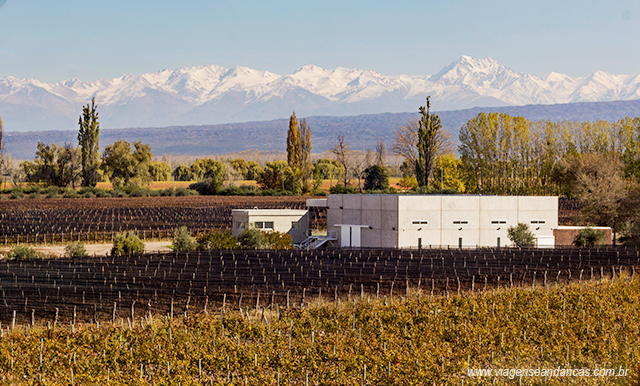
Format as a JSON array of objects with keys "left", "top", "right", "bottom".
[
  {"left": 196, "top": 230, "right": 240, "bottom": 250},
  {"left": 9, "top": 245, "right": 39, "bottom": 260},
  {"left": 10, "top": 190, "right": 25, "bottom": 199},
  {"left": 159, "top": 188, "right": 176, "bottom": 196},
  {"left": 81, "top": 191, "right": 95, "bottom": 198},
  {"left": 329, "top": 184, "right": 360, "bottom": 194},
  {"left": 22, "top": 186, "right": 43, "bottom": 194},
  {"left": 312, "top": 189, "right": 327, "bottom": 196},
  {"left": 172, "top": 226, "right": 198, "bottom": 252},
  {"left": 111, "top": 231, "right": 145, "bottom": 256},
  {"left": 398, "top": 176, "right": 418, "bottom": 189},
  {"left": 188, "top": 181, "right": 215, "bottom": 195},
  {"left": 574, "top": 227, "right": 606, "bottom": 247},
  {"left": 29, "top": 192, "right": 42, "bottom": 199},
  {"left": 239, "top": 184, "right": 256, "bottom": 191},
  {"left": 264, "top": 231, "right": 293, "bottom": 250},
  {"left": 507, "top": 223, "right": 536, "bottom": 247},
  {"left": 175, "top": 187, "right": 197, "bottom": 196},
  {"left": 46, "top": 191, "right": 62, "bottom": 199},
  {"left": 65, "top": 241, "right": 87, "bottom": 258},
  {"left": 63, "top": 189, "right": 79, "bottom": 198},
  {"left": 129, "top": 188, "right": 154, "bottom": 197},
  {"left": 412, "top": 186, "right": 460, "bottom": 195},
  {"left": 238, "top": 227, "right": 270, "bottom": 249},
  {"left": 44, "top": 186, "right": 61, "bottom": 195},
  {"left": 111, "top": 189, "right": 127, "bottom": 198},
  {"left": 95, "top": 189, "right": 112, "bottom": 198}
]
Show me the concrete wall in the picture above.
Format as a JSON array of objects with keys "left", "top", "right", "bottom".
[
  {"left": 231, "top": 209, "right": 309, "bottom": 243},
  {"left": 327, "top": 194, "right": 559, "bottom": 248},
  {"left": 327, "top": 195, "right": 398, "bottom": 248}
]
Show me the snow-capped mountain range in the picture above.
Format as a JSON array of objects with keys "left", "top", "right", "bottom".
[{"left": 2, "top": 56, "right": 640, "bottom": 132}]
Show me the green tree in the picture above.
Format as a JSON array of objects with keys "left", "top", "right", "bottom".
[
  {"left": 22, "top": 142, "right": 80, "bottom": 187},
  {"left": 431, "top": 153, "right": 466, "bottom": 192},
  {"left": 257, "top": 161, "right": 295, "bottom": 191},
  {"left": 299, "top": 118, "right": 313, "bottom": 192},
  {"left": 313, "top": 159, "right": 344, "bottom": 189},
  {"left": 173, "top": 164, "right": 194, "bottom": 181},
  {"left": 286, "top": 112, "right": 301, "bottom": 174},
  {"left": 363, "top": 165, "right": 389, "bottom": 191},
  {"left": 416, "top": 97, "right": 442, "bottom": 187},
  {"left": 148, "top": 161, "right": 171, "bottom": 181},
  {"left": 286, "top": 112, "right": 303, "bottom": 194},
  {"left": 0, "top": 117, "right": 5, "bottom": 188},
  {"left": 507, "top": 223, "right": 536, "bottom": 247},
  {"left": 229, "top": 159, "right": 262, "bottom": 180},
  {"left": 101, "top": 140, "right": 152, "bottom": 189},
  {"left": 191, "top": 159, "right": 226, "bottom": 181},
  {"left": 78, "top": 97, "right": 101, "bottom": 187}
]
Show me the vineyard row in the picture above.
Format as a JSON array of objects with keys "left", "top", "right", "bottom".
[{"left": 1, "top": 247, "right": 638, "bottom": 325}]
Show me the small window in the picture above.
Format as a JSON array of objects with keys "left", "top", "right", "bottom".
[
  {"left": 491, "top": 220, "right": 507, "bottom": 224},
  {"left": 254, "top": 221, "right": 274, "bottom": 229},
  {"left": 531, "top": 220, "right": 546, "bottom": 224},
  {"left": 453, "top": 220, "right": 468, "bottom": 225},
  {"left": 412, "top": 220, "right": 429, "bottom": 225},
  {"left": 236, "top": 221, "right": 246, "bottom": 230},
  {"left": 291, "top": 221, "right": 301, "bottom": 229}
]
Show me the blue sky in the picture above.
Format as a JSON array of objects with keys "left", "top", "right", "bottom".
[{"left": 0, "top": 0, "right": 638, "bottom": 82}]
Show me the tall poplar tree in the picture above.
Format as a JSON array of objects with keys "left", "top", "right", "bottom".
[
  {"left": 286, "top": 112, "right": 301, "bottom": 173},
  {"left": 0, "top": 117, "right": 5, "bottom": 188},
  {"left": 300, "top": 118, "right": 313, "bottom": 190},
  {"left": 78, "top": 97, "right": 101, "bottom": 187},
  {"left": 286, "top": 112, "right": 302, "bottom": 193},
  {"left": 416, "top": 97, "right": 442, "bottom": 187}
]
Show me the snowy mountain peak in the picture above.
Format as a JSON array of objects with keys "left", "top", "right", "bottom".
[
  {"left": 546, "top": 72, "right": 572, "bottom": 83},
  {"left": 429, "top": 56, "right": 520, "bottom": 87},
  {"left": 1, "top": 56, "right": 640, "bottom": 132}
]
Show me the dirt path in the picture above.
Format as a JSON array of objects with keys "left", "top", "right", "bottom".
[{"left": 0, "top": 241, "right": 173, "bottom": 257}]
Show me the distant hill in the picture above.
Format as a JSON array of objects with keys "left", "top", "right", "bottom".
[{"left": 5, "top": 98, "right": 640, "bottom": 160}]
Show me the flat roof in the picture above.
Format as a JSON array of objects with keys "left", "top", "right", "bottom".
[
  {"left": 328, "top": 194, "right": 558, "bottom": 198},
  {"left": 231, "top": 209, "right": 308, "bottom": 214}
]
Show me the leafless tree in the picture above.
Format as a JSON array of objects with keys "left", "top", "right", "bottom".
[
  {"left": 331, "top": 135, "right": 351, "bottom": 186},
  {"left": 392, "top": 117, "right": 453, "bottom": 173},
  {"left": 375, "top": 138, "right": 386, "bottom": 167}
]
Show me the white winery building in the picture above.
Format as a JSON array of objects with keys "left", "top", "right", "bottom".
[{"left": 324, "top": 194, "right": 558, "bottom": 248}]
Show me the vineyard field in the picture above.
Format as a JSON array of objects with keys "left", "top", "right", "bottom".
[
  {"left": 0, "top": 272, "right": 638, "bottom": 384},
  {"left": 0, "top": 196, "right": 310, "bottom": 245},
  {"left": 0, "top": 247, "right": 637, "bottom": 325}
]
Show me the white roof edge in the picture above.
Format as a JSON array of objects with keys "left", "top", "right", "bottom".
[
  {"left": 556, "top": 226, "right": 612, "bottom": 230},
  {"left": 306, "top": 199, "right": 328, "bottom": 207}
]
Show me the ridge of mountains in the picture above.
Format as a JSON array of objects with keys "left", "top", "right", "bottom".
[
  {"left": 2, "top": 56, "right": 640, "bottom": 133},
  {"left": 5, "top": 98, "right": 640, "bottom": 161}
]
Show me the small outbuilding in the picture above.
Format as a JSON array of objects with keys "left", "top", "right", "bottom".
[{"left": 231, "top": 209, "right": 310, "bottom": 244}]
